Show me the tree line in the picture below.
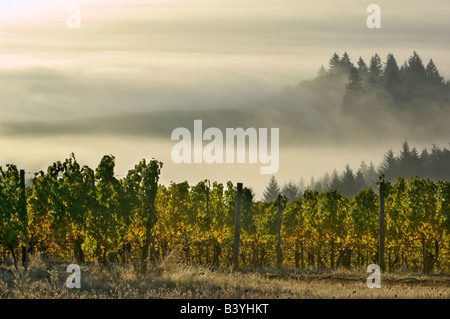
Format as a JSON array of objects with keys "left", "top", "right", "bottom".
[
  {"left": 318, "top": 51, "right": 450, "bottom": 115},
  {"left": 264, "top": 141, "right": 450, "bottom": 201}
]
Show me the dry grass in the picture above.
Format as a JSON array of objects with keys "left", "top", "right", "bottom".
[{"left": 0, "top": 253, "right": 448, "bottom": 299}]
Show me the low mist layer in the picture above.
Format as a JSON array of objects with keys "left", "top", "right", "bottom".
[{"left": 2, "top": 51, "right": 449, "bottom": 148}]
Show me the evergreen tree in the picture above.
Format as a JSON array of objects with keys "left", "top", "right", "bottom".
[
  {"left": 321, "top": 172, "right": 332, "bottom": 192},
  {"left": 346, "top": 67, "right": 363, "bottom": 91},
  {"left": 282, "top": 182, "right": 301, "bottom": 202},
  {"left": 378, "top": 149, "right": 399, "bottom": 181},
  {"left": 406, "top": 51, "right": 426, "bottom": 82},
  {"left": 263, "top": 176, "right": 281, "bottom": 202},
  {"left": 409, "top": 147, "right": 422, "bottom": 177},
  {"left": 398, "top": 141, "right": 412, "bottom": 176},
  {"left": 369, "top": 53, "right": 383, "bottom": 82},
  {"left": 308, "top": 176, "right": 324, "bottom": 193},
  {"left": 428, "top": 144, "right": 450, "bottom": 180},
  {"left": 329, "top": 170, "right": 342, "bottom": 191},
  {"left": 364, "top": 161, "right": 379, "bottom": 189},
  {"left": 425, "top": 59, "right": 444, "bottom": 85},
  {"left": 383, "top": 53, "right": 400, "bottom": 78},
  {"left": 399, "top": 61, "right": 408, "bottom": 79},
  {"left": 340, "top": 52, "right": 354, "bottom": 73},
  {"left": 383, "top": 53, "right": 401, "bottom": 96},
  {"left": 397, "top": 141, "right": 422, "bottom": 178},
  {"left": 342, "top": 67, "right": 363, "bottom": 113},
  {"left": 420, "top": 148, "right": 431, "bottom": 176},
  {"left": 308, "top": 176, "right": 316, "bottom": 190},
  {"left": 312, "top": 178, "right": 325, "bottom": 193},
  {"left": 298, "top": 177, "right": 306, "bottom": 195},
  {"left": 341, "top": 164, "right": 357, "bottom": 197},
  {"left": 328, "top": 53, "right": 341, "bottom": 76},
  {"left": 357, "top": 57, "right": 370, "bottom": 81},
  {"left": 355, "top": 169, "right": 365, "bottom": 193},
  {"left": 317, "top": 65, "right": 327, "bottom": 78}
]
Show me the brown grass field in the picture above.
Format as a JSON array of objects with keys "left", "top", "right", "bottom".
[{"left": 0, "top": 254, "right": 448, "bottom": 299}]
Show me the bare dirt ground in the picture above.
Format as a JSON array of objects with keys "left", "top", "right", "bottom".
[{"left": 0, "top": 255, "right": 448, "bottom": 299}]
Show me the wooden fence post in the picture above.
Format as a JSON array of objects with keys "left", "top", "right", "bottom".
[
  {"left": 232, "top": 183, "right": 243, "bottom": 269},
  {"left": 277, "top": 194, "right": 282, "bottom": 267},
  {"left": 379, "top": 181, "right": 386, "bottom": 272}
]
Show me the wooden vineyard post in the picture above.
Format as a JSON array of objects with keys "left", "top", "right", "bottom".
[
  {"left": 205, "top": 187, "right": 210, "bottom": 264},
  {"left": 232, "top": 183, "right": 243, "bottom": 269},
  {"left": 422, "top": 237, "right": 427, "bottom": 274},
  {"left": 206, "top": 187, "right": 210, "bottom": 216},
  {"left": 379, "top": 181, "right": 386, "bottom": 272},
  {"left": 20, "top": 169, "right": 28, "bottom": 269},
  {"left": 277, "top": 194, "right": 283, "bottom": 267}
]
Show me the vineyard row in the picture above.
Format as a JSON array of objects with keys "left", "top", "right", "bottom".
[{"left": 0, "top": 154, "right": 448, "bottom": 273}]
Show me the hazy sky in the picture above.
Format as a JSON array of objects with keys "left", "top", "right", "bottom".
[{"left": 0, "top": 0, "right": 449, "bottom": 198}]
